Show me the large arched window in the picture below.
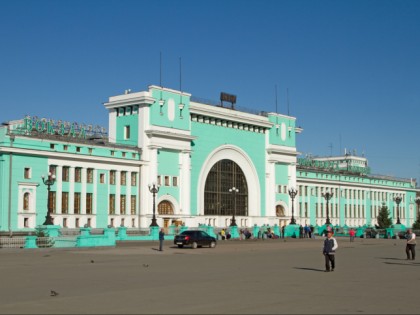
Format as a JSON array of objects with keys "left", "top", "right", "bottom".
[
  {"left": 158, "top": 201, "right": 174, "bottom": 215},
  {"left": 204, "top": 159, "right": 248, "bottom": 216},
  {"left": 276, "top": 205, "right": 285, "bottom": 217}
]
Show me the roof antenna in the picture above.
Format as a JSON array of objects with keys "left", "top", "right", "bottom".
[
  {"left": 158, "top": 52, "right": 165, "bottom": 113},
  {"left": 275, "top": 85, "right": 279, "bottom": 135},
  {"left": 178, "top": 57, "right": 184, "bottom": 118},
  {"left": 160, "top": 51, "right": 163, "bottom": 87}
]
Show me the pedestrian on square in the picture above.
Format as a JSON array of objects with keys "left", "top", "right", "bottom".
[
  {"left": 322, "top": 230, "right": 338, "bottom": 272},
  {"left": 405, "top": 228, "right": 416, "bottom": 260},
  {"left": 349, "top": 228, "right": 356, "bottom": 242},
  {"left": 159, "top": 228, "right": 165, "bottom": 251}
]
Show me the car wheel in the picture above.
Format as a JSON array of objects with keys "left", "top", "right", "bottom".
[
  {"left": 177, "top": 244, "right": 183, "bottom": 248},
  {"left": 191, "top": 242, "right": 198, "bottom": 249},
  {"left": 210, "top": 241, "right": 216, "bottom": 248}
]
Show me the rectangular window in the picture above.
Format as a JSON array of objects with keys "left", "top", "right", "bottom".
[
  {"left": 88, "top": 148, "right": 93, "bottom": 155},
  {"left": 122, "top": 152, "right": 126, "bottom": 157},
  {"left": 62, "top": 166, "right": 70, "bottom": 182},
  {"left": 121, "top": 218, "right": 125, "bottom": 227},
  {"left": 74, "top": 192, "right": 81, "bottom": 214},
  {"left": 24, "top": 218, "right": 29, "bottom": 228},
  {"left": 63, "top": 218, "right": 67, "bottom": 228},
  {"left": 124, "top": 126, "right": 130, "bottom": 139},
  {"left": 75, "top": 218, "right": 80, "bottom": 228},
  {"left": 100, "top": 173, "right": 105, "bottom": 184},
  {"left": 111, "top": 150, "right": 115, "bottom": 156},
  {"left": 157, "top": 175, "right": 162, "bottom": 186},
  {"left": 24, "top": 167, "right": 31, "bottom": 179},
  {"left": 62, "top": 192, "right": 69, "bottom": 214},
  {"left": 131, "top": 173, "right": 137, "bottom": 186},
  {"left": 131, "top": 195, "right": 136, "bottom": 215},
  {"left": 87, "top": 168, "right": 93, "bottom": 183},
  {"left": 121, "top": 171, "right": 126, "bottom": 185},
  {"left": 109, "top": 194, "right": 115, "bottom": 214},
  {"left": 86, "top": 193, "right": 93, "bottom": 214},
  {"left": 132, "top": 218, "right": 135, "bottom": 228},
  {"left": 75, "top": 168, "right": 81, "bottom": 183},
  {"left": 110, "top": 218, "right": 114, "bottom": 227},
  {"left": 87, "top": 218, "right": 91, "bottom": 227},
  {"left": 172, "top": 176, "right": 178, "bottom": 187},
  {"left": 164, "top": 176, "right": 170, "bottom": 186},
  {"left": 49, "top": 191, "right": 56, "bottom": 213},
  {"left": 50, "top": 143, "right": 55, "bottom": 149},
  {"left": 76, "top": 147, "right": 81, "bottom": 153},
  {"left": 110, "top": 170, "right": 116, "bottom": 185},
  {"left": 120, "top": 195, "right": 126, "bottom": 215},
  {"left": 63, "top": 145, "right": 68, "bottom": 151}
]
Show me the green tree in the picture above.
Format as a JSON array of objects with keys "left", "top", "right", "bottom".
[{"left": 376, "top": 203, "right": 392, "bottom": 228}]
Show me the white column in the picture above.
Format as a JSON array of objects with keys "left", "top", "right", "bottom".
[
  {"left": 81, "top": 168, "right": 87, "bottom": 214},
  {"left": 265, "top": 162, "right": 276, "bottom": 217},
  {"left": 126, "top": 171, "right": 132, "bottom": 216},
  {"left": 116, "top": 171, "right": 121, "bottom": 215},
  {"left": 55, "top": 165, "right": 63, "bottom": 214},
  {"left": 93, "top": 169, "right": 97, "bottom": 215},
  {"left": 69, "top": 167, "right": 75, "bottom": 215},
  {"left": 179, "top": 151, "right": 191, "bottom": 215}
]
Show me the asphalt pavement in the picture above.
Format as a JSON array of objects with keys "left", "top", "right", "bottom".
[{"left": 0, "top": 236, "right": 418, "bottom": 314}]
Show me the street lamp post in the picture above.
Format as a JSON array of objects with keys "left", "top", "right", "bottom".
[
  {"left": 322, "top": 190, "right": 334, "bottom": 225},
  {"left": 394, "top": 195, "right": 402, "bottom": 225},
  {"left": 42, "top": 172, "right": 56, "bottom": 225},
  {"left": 229, "top": 187, "right": 239, "bottom": 226},
  {"left": 148, "top": 183, "right": 160, "bottom": 227},
  {"left": 288, "top": 187, "right": 298, "bottom": 225}
]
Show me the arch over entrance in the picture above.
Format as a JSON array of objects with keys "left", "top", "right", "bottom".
[
  {"left": 204, "top": 159, "right": 248, "bottom": 216},
  {"left": 198, "top": 145, "right": 260, "bottom": 217}
]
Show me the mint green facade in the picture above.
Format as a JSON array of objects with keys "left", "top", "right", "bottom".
[{"left": 0, "top": 84, "right": 418, "bottom": 234}]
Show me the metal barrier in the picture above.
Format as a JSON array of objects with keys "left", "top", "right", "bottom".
[{"left": 0, "top": 237, "right": 26, "bottom": 248}]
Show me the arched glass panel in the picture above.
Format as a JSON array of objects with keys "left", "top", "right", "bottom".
[
  {"left": 23, "top": 192, "right": 30, "bottom": 210},
  {"left": 158, "top": 201, "right": 174, "bottom": 215},
  {"left": 204, "top": 159, "right": 248, "bottom": 216}
]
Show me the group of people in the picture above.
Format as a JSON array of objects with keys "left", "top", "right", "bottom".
[{"left": 322, "top": 227, "right": 416, "bottom": 272}]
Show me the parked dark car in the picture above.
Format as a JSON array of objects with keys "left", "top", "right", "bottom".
[{"left": 174, "top": 230, "right": 217, "bottom": 249}]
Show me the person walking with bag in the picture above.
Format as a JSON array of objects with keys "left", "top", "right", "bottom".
[
  {"left": 322, "top": 230, "right": 338, "bottom": 272},
  {"left": 405, "top": 228, "right": 416, "bottom": 260}
]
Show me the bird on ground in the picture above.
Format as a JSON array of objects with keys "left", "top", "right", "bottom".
[{"left": 50, "top": 290, "right": 59, "bottom": 297}]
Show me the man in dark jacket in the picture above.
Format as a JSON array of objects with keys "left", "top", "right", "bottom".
[
  {"left": 159, "top": 228, "right": 165, "bottom": 251},
  {"left": 322, "top": 230, "right": 338, "bottom": 272}
]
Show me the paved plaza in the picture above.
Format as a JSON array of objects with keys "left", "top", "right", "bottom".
[{"left": 0, "top": 236, "right": 418, "bottom": 314}]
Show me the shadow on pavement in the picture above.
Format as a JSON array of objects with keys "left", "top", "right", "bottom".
[{"left": 293, "top": 267, "right": 325, "bottom": 272}]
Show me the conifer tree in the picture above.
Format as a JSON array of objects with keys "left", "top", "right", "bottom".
[{"left": 376, "top": 203, "right": 392, "bottom": 228}]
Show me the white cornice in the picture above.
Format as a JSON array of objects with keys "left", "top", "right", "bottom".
[
  {"left": 104, "top": 92, "right": 155, "bottom": 109},
  {"left": 297, "top": 177, "right": 417, "bottom": 192},
  {"left": 190, "top": 102, "right": 273, "bottom": 129},
  {"left": 145, "top": 130, "right": 197, "bottom": 142},
  {"left": 0, "top": 147, "right": 146, "bottom": 166},
  {"left": 149, "top": 85, "right": 192, "bottom": 97},
  {"left": 266, "top": 145, "right": 299, "bottom": 157}
]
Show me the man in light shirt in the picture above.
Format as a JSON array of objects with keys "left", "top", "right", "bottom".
[{"left": 405, "top": 228, "right": 416, "bottom": 260}]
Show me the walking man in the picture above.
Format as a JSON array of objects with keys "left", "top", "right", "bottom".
[
  {"left": 322, "top": 230, "right": 338, "bottom": 272},
  {"left": 405, "top": 228, "right": 416, "bottom": 260},
  {"left": 159, "top": 228, "right": 165, "bottom": 251}
]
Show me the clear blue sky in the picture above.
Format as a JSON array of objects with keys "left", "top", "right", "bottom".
[{"left": 1, "top": 0, "right": 419, "bottom": 185}]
